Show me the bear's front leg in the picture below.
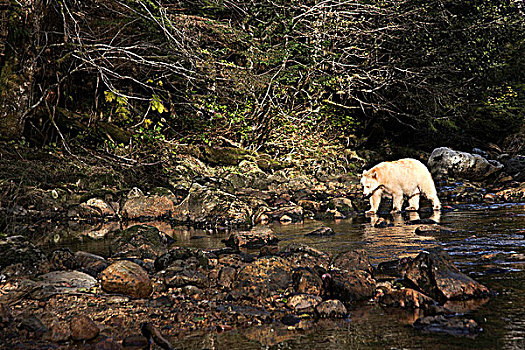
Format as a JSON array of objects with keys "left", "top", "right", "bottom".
[
  {"left": 391, "top": 191, "right": 404, "bottom": 213},
  {"left": 365, "top": 191, "right": 382, "bottom": 215}
]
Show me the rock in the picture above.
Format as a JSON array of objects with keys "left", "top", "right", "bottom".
[
  {"left": 233, "top": 256, "right": 293, "bottom": 299},
  {"left": 86, "top": 338, "right": 123, "bottom": 350},
  {"left": 381, "top": 288, "right": 437, "bottom": 310},
  {"left": 0, "top": 235, "right": 50, "bottom": 276},
  {"left": 324, "top": 270, "right": 376, "bottom": 302},
  {"left": 292, "top": 268, "right": 323, "bottom": 295},
  {"left": 99, "top": 260, "right": 153, "bottom": 298},
  {"left": 428, "top": 147, "right": 503, "bottom": 180},
  {"left": 49, "top": 248, "right": 79, "bottom": 271},
  {"left": 304, "top": 227, "right": 335, "bottom": 237},
  {"left": 18, "top": 315, "right": 48, "bottom": 336},
  {"left": 141, "top": 322, "right": 174, "bottom": 350},
  {"left": 154, "top": 247, "right": 209, "bottom": 271},
  {"left": 70, "top": 314, "right": 100, "bottom": 341},
  {"left": 122, "top": 335, "right": 150, "bottom": 349},
  {"left": 332, "top": 250, "right": 372, "bottom": 274},
  {"left": 44, "top": 321, "right": 71, "bottom": 343},
  {"left": 111, "top": 225, "right": 171, "bottom": 260},
  {"left": 413, "top": 315, "right": 482, "bottom": 336},
  {"left": 287, "top": 294, "right": 322, "bottom": 313},
  {"left": 74, "top": 251, "right": 109, "bottom": 277},
  {"left": 504, "top": 155, "right": 525, "bottom": 180},
  {"left": 37, "top": 270, "right": 97, "bottom": 293},
  {"left": 404, "top": 249, "right": 490, "bottom": 301},
  {"left": 327, "top": 197, "right": 355, "bottom": 216},
  {"left": 222, "top": 227, "right": 279, "bottom": 250},
  {"left": 122, "top": 188, "right": 175, "bottom": 219},
  {"left": 0, "top": 303, "right": 12, "bottom": 327},
  {"left": 280, "top": 243, "right": 331, "bottom": 269},
  {"left": 172, "top": 183, "right": 252, "bottom": 227},
  {"left": 163, "top": 268, "right": 209, "bottom": 289},
  {"left": 266, "top": 205, "right": 303, "bottom": 223},
  {"left": 79, "top": 198, "right": 116, "bottom": 217},
  {"left": 217, "top": 266, "right": 237, "bottom": 289},
  {"left": 315, "top": 299, "right": 348, "bottom": 318},
  {"left": 374, "top": 257, "right": 413, "bottom": 279}
]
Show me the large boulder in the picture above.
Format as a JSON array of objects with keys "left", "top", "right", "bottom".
[
  {"left": 222, "top": 227, "right": 279, "bottom": 250},
  {"left": 172, "top": 183, "right": 252, "bottom": 227},
  {"left": 428, "top": 147, "right": 503, "bottom": 180},
  {"left": 110, "top": 225, "right": 171, "bottom": 260},
  {"left": 99, "top": 260, "right": 153, "bottom": 298},
  {"left": 404, "top": 249, "right": 490, "bottom": 301},
  {"left": 121, "top": 187, "right": 175, "bottom": 219}
]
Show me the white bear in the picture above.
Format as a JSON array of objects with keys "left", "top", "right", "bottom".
[{"left": 361, "top": 158, "right": 441, "bottom": 215}]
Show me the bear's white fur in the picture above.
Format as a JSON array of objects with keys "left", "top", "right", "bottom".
[{"left": 361, "top": 158, "right": 441, "bottom": 214}]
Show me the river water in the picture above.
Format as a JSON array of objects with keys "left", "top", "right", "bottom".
[{"left": 38, "top": 203, "right": 525, "bottom": 349}]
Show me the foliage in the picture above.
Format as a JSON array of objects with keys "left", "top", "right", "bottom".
[{"left": 6, "top": 0, "right": 523, "bottom": 156}]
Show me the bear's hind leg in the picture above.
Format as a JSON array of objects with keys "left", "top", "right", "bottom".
[{"left": 406, "top": 194, "right": 420, "bottom": 211}]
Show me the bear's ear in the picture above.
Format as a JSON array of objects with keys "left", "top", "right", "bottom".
[{"left": 370, "top": 170, "right": 378, "bottom": 179}]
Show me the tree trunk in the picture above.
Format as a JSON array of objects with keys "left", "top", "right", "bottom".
[{"left": 0, "top": 0, "right": 42, "bottom": 140}]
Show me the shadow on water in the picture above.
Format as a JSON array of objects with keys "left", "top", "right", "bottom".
[{"left": 24, "top": 203, "right": 525, "bottom": 349}]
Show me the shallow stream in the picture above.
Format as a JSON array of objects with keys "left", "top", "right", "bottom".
[{"left": 35, "top": 203, "right": 525, "bottom": 349}]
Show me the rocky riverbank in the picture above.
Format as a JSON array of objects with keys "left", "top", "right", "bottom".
[
  {"left": 1, "top": 223, "right": 492, "bottom": 349},
  {"left": 1, "top": 142, "right": 524, "bottom": 348}
]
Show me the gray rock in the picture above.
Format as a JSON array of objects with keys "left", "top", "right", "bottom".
[
  {"left": 428, "top": 147, "right": 503, "bottom": 180},
  {"left": 315, "top": 299, "right": 348, "bottom": 318}
]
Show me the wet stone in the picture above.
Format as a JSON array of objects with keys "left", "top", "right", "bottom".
[
  {"left": 49, "top": 248, "right": 79, "bottom": 271},
  {"left": 381, "top": 288, "right": 438, "bottom": 310},
  {"left": 74, "top": 251, "right": 109, "bottom": 277},
  {"left": 404, "top": 248, "right": 490, "bottom": 301},
  {"left": 324, "top": 269, "right": 376, "bottom": 302},
  {"left": 292, "top": 268, "right": 323, "bottom": 295},
  {"left": 163, "top": 268, "right": 209, "bottom": 289},
  {"left": 304, "top": 226, "right": 335, "bottom": 237},
  {"left": 70, "top": 314, "right": 100, "bottom": 341},
  {"left": 332, "top": 250, "right": 372, "bottom": 274},
  {"left": 222, "top": 227, "right": 279, "bottom": 250},
  {"left": 154, "top": 247, "right": 209, "bottom": 271},
  {"left": 287, "top": 294, "right": 322, "bottom": 313},
  {"left": 315, "top": 299, "right": 348, "bottom": 318},
  {"left": 413, "top": 315, "right": 482, "bottom": 336}
]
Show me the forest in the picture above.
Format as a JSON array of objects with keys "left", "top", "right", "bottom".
[{"left": 1, "top": 0, "right": 523, "bottom": 166}]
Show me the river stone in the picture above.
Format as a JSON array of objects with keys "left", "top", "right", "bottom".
[
  {"left": 44, "top": 321, "right": 71, "bottom": 343},
  {"left": 332, "top": 250, "right": 372, "bottom": 274},
  {"left": 37, "top": 271, "right": 97, "bottom": 293},
  {"left": 217, "top": 266, "right": 237, "bottom": 288},
  {"left": 287, "top": 294, "right": 322, "bottom": 313},
  {"left": 381, "top": 288, "right": 437, "bottom": 310},
  {"left": 222, "top": 227, "right": 279, "bottom": 250},
  {"left": 74, "top": 251, "right": 109, "bottom": 277},
  {"left": 70, "top": 314, "right": 100, "bottom": 341},
  {"left": 305, "top": 226, "right": 335, "bottom": 237},
  {"left": 111, "top": 225, "right": 170, "bottom": 260},
  {"left": 154, "top": 247, "right": 209, "bottom": 271},
  {"left": 324, "top": 269, "right": 376, "bottom": 302},
  {"left": 233, "top": 256, "right": 293, "bottom": 299},
  {"left": 99, "top": 260, "right": 153, "bottom": 298},
  {"left": 279, "top": 243, "right": 331, "bottom": 270},
  {"left": 428, "top": 147, "right": 503, "bottom": 180},
  {"left": 266, "top": 205, "right": 304, "bottom": 223},
  {"left": 163, "top": 267, "right": 209, "bottom": 289},
  {"left": 404, "top": 249, "right": 490, "bottom": 301},
  {"left": 0, "top": 303, "right": 12, "bottom": 327},
  {"left": 315, "top": 299, "right": 348, "bottom": 318},
  {"left": 292, "top": 268, "right": 323, "bottom": 295},
  {"left": 172, "top": 183, "right": 252, "bottom": 226},
  {"left": 49, "top": 248, "right": 79, "bottom": 271},
  {"left": 122, "top": 190, "right": 175, "bottom": 219},
  {"left": 78, "top": 197, "right": 116, "bottom": 217},
  {"left": 413, "top": 315, "right": 482, "bottom": 336}
]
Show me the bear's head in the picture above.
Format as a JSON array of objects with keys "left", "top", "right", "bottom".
[{"left": 360, "top": 170, "right": 379, "bottom": 197}]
